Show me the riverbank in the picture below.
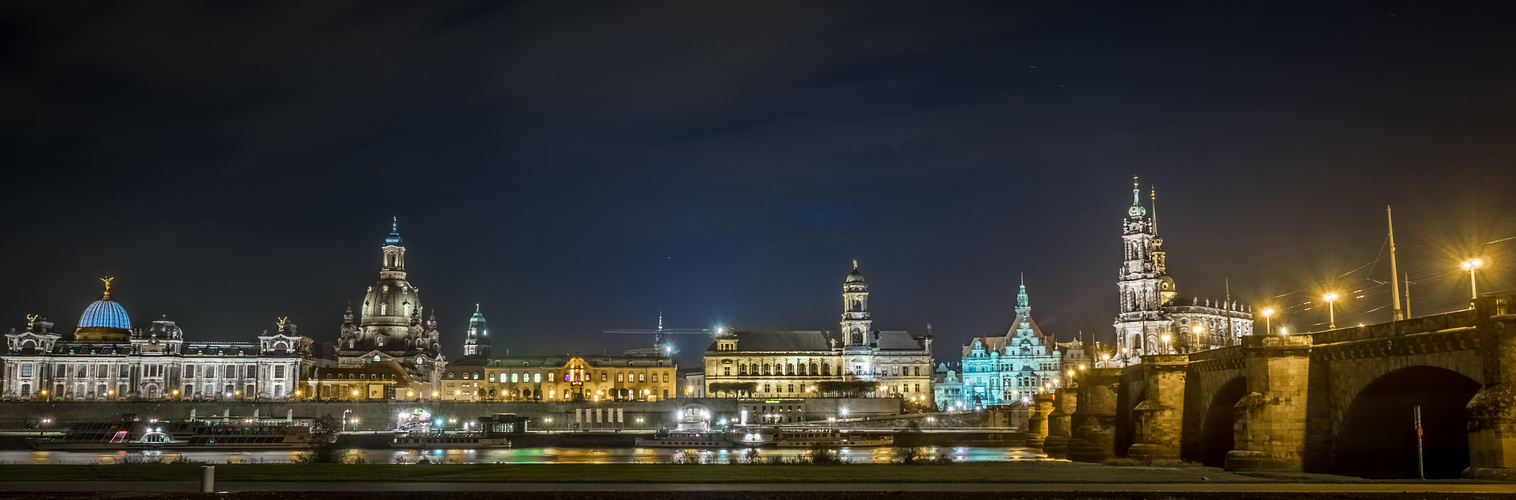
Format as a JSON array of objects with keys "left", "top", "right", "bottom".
[{"left": 0, "top": 462, "right": 1375, "bottom": 484}]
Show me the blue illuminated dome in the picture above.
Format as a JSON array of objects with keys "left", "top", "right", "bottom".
[
  {"left": 75, "top": 278, "right": 132, "bottom": 342},
  {"left": 79, "top": 300, "right": 131, "bottom": 330}
]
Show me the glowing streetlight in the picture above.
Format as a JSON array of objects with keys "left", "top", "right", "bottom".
[
  {"left": 1160, "top": 334, "right": 1172, "bottom": 354},
  {"left": 1462, "top": 259, "right": 1485, "bottom": 301},
  {"left": 1261, "top": 308, "right": 1275, "bottom": 336},
  {"left": 1323, "top": 293, "right": 1339, "bottom": 329},
  {"left": 1191, "top": 325, "right": 1205, "bottom": 350}
]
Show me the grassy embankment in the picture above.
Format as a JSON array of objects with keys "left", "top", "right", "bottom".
[{"left": 0, "top": 462, "right": 1308, "bottom": 483}]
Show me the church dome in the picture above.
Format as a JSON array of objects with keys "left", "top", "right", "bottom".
[
  {"left": 79, "top": 299, "right": 131, "bottom": 330},
  {"left": 846, "top": 260, "right": 866, "bottom": 283}
]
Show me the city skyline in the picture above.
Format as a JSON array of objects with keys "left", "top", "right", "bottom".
[{"left": 2, "top": 3, "right": 1514, "bottom": 362}]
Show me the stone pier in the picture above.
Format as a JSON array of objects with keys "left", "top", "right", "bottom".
[
  {"left": 1025, "top": 393, "right": 1053, "bottom": 449},
  {"left": 1224, "top": 334, "right": 1312, "bottom": 471},
  {"left": 1043, "top": 386, "right": 1077, "bottom": 458},
  {"left": 1127, "top": 353, "right": 1188, "bottom": 461},
  {"left": 1067, "top": 367, "right": 1121, "bottom": 462},
  {"left": 1465, "top": 303, "right": 1516, "bottom": 480}
]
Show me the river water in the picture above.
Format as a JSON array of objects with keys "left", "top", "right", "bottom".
[{"left": 0, "top": 446, "right": 1048, "bottom": 465}]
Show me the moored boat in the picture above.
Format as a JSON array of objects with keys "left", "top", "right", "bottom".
[
  {"left": 633, "top": 430, "right": 731, "bottom": 448},
  {"left": 775, "top": 428, "right": 893, "bottom": 448}
]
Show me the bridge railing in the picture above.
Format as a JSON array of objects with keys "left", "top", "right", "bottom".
[
  {"left": 1185, "top": 344, "right": 1243, "bottom": 362},
  {"left": 1308, "top": 294, "right": 1516, "bottom": 344}
]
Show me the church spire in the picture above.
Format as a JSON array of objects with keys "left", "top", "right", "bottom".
[
  {"left": 1127, "top": 176, "right": 1147, "bottom": 219},
  {"left": 1017, "top": 273, "right": 1029, "bottom": 313},
  {"left": 385, "top": 216, "right": 404, "bottom": 246}
]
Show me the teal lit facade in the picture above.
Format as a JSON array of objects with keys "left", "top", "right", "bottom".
[{"left": 954, "top": 278, "right": 1062, "bottom": 408}]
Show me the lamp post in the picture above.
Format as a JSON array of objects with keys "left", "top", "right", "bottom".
[
  {"left": 1462, "top": 259, "right": 1484, "bottom": 301},
  {"left": 1191, "top": 325, "right": 1205, "bottom": 351},
  {"left": 1323, "top": 293, "right": 1339, "bottom": 329},
  {"left": 1160, "top": 334, "right": 1172, "bottom": 354},
  {"left": 1261, "top": 309, "right": 1275, "bottom": 336}
]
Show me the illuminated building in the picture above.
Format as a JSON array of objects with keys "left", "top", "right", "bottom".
[
  {"left": 326, "top": 219, "right": 445, "bottom": 398},
  {"left": 461, "top": 355, "right": 676, "bottom": 402},
  {"left": 1113, "top": 179, "right": 1253, "bottom": 364},
  {"left": 957, "top": 277, "right": 1061, "bottom": 407},
  {"left": 702, "top": 262, "right": 933, "bottom": 400},
  {"left": 1, "top": 280, "right": 308, "bottom": 401},
  {"left": 933, "top": 368, "right": 965, "bottom": 410}
]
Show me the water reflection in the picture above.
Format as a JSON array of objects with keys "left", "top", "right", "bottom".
[{"left": 0, "top": 446, "right": 1047, "bottom": 465}]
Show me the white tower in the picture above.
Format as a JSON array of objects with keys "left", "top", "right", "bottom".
[
  {"left": 841, "top": 260, "right": 872, "bottom": 347},
  {"left": 1114, "top": 178, "right": 1174, "bottom": 362}
]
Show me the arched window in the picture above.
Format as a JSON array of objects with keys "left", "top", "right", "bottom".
[
  {"left": 738, "top": 365, "right": 747, "bottom": 376},
  {"left": 786, "top": 363, "right": 794, "bottom": 375},
  {"left": 810, "top": 362, "right": 818, "bottom": 375},
  {"left": 822, "top": 363, "right": 831, "bottom": 376},
  {"left": 380, "top": 304, "right": 388, "bottom": 315}
]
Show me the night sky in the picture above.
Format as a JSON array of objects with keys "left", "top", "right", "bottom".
[{"left": 2, "top": 2, "right": 1513, "bottom": 367}]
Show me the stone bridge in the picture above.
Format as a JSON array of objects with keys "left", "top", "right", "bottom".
[{"left": 1033, "top": 294, "right": 1516, "bottom": 480}]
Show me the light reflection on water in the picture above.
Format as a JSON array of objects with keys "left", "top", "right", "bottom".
[{"left": 0, "top": 446, "right": 1047, "bottom": 465}]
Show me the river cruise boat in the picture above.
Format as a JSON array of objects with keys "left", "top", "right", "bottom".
[
  {"left": 390, "top": 432, "right": 511, "bottom": 449},
  {"left": 28, "top": 420, "right": 325, "bottom": 451},
  {"left": 633, "top": 430, "right": 731, "bottom": 448},
  {"left": 775, "top": 428, "right": 893, "bottom": 448}
]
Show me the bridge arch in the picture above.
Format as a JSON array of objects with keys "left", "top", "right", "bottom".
[
  {"left": 1331, "top": 365, "right": 1480, "bottom": 478},
  {"left": 1185, "top": 376, "right": 1246, "bottom": 466}
]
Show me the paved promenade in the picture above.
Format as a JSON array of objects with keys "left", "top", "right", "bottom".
[{"left": 1, "top": 481, "right": 1513, "bottom": 493}]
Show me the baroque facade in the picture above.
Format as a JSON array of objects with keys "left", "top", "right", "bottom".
[
  {"left": 1112, "top": 179, "right": 1253, "bottom": 364},
  {"left": 701, "top": 262, "right": 934, "bottom": 400},
  {"left": 321, "top": 219, "right": 446, "bottom": 398},
  {"left": 440, "top": 355, "right": 677, "bottom": 402},
  {"left": 956, "top": 278, "right": 1062, "bottom": 407},
  {"left": 1, "top": 279, "right": 309, "bottom": 401}
]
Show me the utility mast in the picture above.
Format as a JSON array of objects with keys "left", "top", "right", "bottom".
[{"left": 1388, "top": 206, "right": 1405, "bottom": 321}]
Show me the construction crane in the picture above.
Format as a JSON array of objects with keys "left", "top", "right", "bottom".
[{"left": 603, "top": 313, "right": 723, "bottom": 356}]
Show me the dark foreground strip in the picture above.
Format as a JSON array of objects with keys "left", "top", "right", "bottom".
[{"left": 3, "top": 493, "right": 1514, "bottom": 500}]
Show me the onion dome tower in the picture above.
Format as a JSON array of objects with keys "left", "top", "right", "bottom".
[
  {"left": 463, "top": 304, "right": 490, "bottom": 358},
  {"left": 75, "top": 277, "right": 131, "bottom": 342}
]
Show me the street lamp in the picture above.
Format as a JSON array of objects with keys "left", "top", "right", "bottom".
[
  {"left": 1191, "top": 325, "right": 1205, "bottom": 350},
  {"left": 1323, "top": 293, "right": 1339, "bottom": 329},
  {"left": 1160, "top": 334, "right": 1172, "bottom": 354},
  {"left": 1462, "top": 259, "right": 1484, "bottom": 301},
  {"left": 1261, "top": 308, "right": 1275, "bottom": 336}
]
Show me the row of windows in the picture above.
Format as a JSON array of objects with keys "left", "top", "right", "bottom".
[
  {"left": 10, "top": 382, "right": 287, "bottom": 400},
  {"left": 727, "top": 362, "right": 926, "bottom": 378},
  {"left": 450, "top": 371, "right": 671, "bottom": 384},
  {"left": 23, "top": 363, "right": 287, "bottom": 380}
]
